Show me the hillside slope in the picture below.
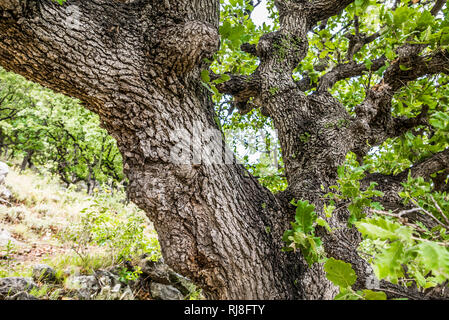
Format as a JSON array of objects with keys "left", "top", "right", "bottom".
[{"left": 0, "top": 162, "right": 200, "bottom": 300}]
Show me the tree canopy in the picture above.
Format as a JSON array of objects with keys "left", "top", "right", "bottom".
[{"left": 211, "top": 0, "right": 449, "bottom": 298}]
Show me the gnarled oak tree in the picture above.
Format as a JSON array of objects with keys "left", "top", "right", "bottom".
[{"left": 1, "top": 0, "right": 449, "bottom": 299}]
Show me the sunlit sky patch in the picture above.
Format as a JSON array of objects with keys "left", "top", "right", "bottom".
[{"left": 251, "top": 0, "right": 271, "bottom": 27}]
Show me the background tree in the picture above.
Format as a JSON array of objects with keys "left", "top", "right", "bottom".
[
  {"left": 0, "top": 0, "right": 449, "bottom": 299},
  {"left": 0, "top": 68, "right": 124, "bottom": 192}
]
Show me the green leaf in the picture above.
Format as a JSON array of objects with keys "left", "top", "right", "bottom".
[
  {"left": 293, "top": 200, "right": 317, "bottom": 234},
  {"left": 399, "top": 64, "right": 412, "bottom": 71},
  {"left": 201, "top": 69, "right": 210, "bottom": 83},
  {"left": 373, "top": 241, "right": 407, "bottom": 284},
  {"left": 416, "top": 10, "right": 435, "bottom": 31},
  {"left": 334, "top": 288, "right": 360, "bottom": 300},
  {"left": 316, "top": 217, "right": 332, "bottom": 233},
  {"left": 364, "top": 59, "right": 373, "bottom": 70},
  {"left": 415, "top": 242, "right": 449, "bottom": 282},
  {"left": 324, "top": 258, "right": 357, "bottom": 288},
  {"left": 213, "top": 73, "right": 231, "bottom": 84},
  {"left": 362, "top": 289, "right": 387, "bottom": 300},
  {"left": 355, "top": 217, "right": 413, "bottom": 243},
  {"left": 393, "top": 7, "right": 413, "bottom": 27},
  {"left": 430, "top": 111, "right": 449, "bottom": 130}
]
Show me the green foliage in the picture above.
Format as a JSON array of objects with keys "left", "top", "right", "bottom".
[
  {"left": 0, "top": 240, "right": 16, "bottom": 270},
  {"left": 354, "top": 175, "right": 449, "bottom": 289},
  {"left": 63, "top": 195, "right": 161, "bottom": 272},
  {"left": 221, "top": 108, "right": 287, "bottom": 193},
  {"left": 324, "top": 258, "right": 357, "bottom": 288},
  {"left": 118, "top": 266, "right": 143, "bottom": 284},
  {"left": 356, "top": 216, "right": 413, "bottom": 243},
  {"left": 282, "top": 199, "right": 325, "bottom": 266},
  {"left": 326, "top": 152, "right": 384, "bottom": 225},
  {"left": 209, "top": 1, "right": 286, "bottom": 193},
  {"left": 321, "top": 151, "right": 449, "bottom": 292},
  {"left": 0, "top": 68, "right": 124, "bottom": 190},
  {"left": 320, "top": 147, "right": 449, "bottom": 296},
  {"left": 357, "top": 215, "right": 449, "bottom": 288},
  {"left": 324, "top": 258, "right": 387, "bottom": 300}
]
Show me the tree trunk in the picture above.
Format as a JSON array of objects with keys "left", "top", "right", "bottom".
[
  {"left": 0, "top": 0, "right": 307, "bottom": 299},
  {"left": 1, "top": 0, "right": 428, "bottom": 300},
  {"left": 20, "top": 149, "right": 33, "bottom": 172}
]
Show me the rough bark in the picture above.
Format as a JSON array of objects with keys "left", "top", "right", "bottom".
[
  {"left": 215, "top": 0, "right": 448, "bottom": 299},
  {"left": 0, "top": 0, "right": 447, "bottom": 300},
  {"left": 0, "top": 0, "right": 303, "bottom": 299},
  {"left": 20, "top": 149, "right": 33, "bottom": 172}
]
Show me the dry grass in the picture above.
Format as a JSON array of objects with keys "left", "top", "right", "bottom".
[{"left": 0, "top": 162, "right": 159, "bottom": 285}]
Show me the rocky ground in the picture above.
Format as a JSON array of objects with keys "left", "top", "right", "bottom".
[
  {"left": 0, "top": 257, "right": 198, "bottom": 300},
  {"left": 0, "top": 161, "right": 202, "bottom": 300}
]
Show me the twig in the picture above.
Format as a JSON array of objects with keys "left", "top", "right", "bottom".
[
  {"left": 411, "top": 236, "right": 449, "bottom": 247},
  {"left": 369, "top": 207, "right": 421, "bottom": 218},
  {"left": 429, "top": 195, "right": 449, "bottom": 225},
  {"left": 411, "top": 198, "right": 448, "bottom": 228}
]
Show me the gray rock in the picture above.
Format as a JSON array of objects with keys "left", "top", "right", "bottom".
[
  {"left": 0, "top": 162, "right": 9, "bottom": 185},
  {"left": 97, "top": 285, "right": 118, "bottom": 300},
  {"left": 168, "top": 271, "right": 194, "bottom": 296},
  {"left": 97, "top": 283, "right": 134, "bottom": 300},
  {"left": 66, "top": 270, "right": 135, "bottom": 300},
  {"left": 32, "top": 264, "right": 57, "bottom": 283},
  {"left": 95, "top": 269, "right": 134, "bottom": 300},
  {"left": 119, "top": 286, "right": 135, "bottom": 300},
  {"left": 139, "top": 258, "right": 171, "bottom": 285},
  {"left": 0, "top": 277, "right": 37, "bottom": 299},
  {"left": 150, "top": 282, "right": 184, "bottom": 300},
  {"left": 65, "top": 275, "right": 99, "bottom": 300},
  {"left": 0, "top": 228, "right": 19, "bottom": 247},
  {"left": 5, "top": 291, "right": 39, "bottom": 300},
  {"left": 137, "top": 256, "right": 196, "bottom": 296},
  {"left": 94, "top": 269, "right": 120, "bottom": 287},
  {"left": 0, "top": 185, "right": 11, "bottom": 199}
]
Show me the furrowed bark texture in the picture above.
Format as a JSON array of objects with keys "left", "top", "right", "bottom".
[
  {"left": 1, "top": 0, "right": 447, "bottom": 300},
  {"left": 248, "top": 0, "right": 368, "bottom": 299},
  {"left": 216, "top": 0, "right": 448, "bottom": 299},
  {"left": 0, "top": 0, "right": 303, "bottom": 299}
]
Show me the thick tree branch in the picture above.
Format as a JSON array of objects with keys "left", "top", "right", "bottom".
[
  {"left": 346, "top": 31, "right": 382, "bottom": 61},
  {"left": 296, "top": 57, "right": 386, "bottom": 92},
  {"left": 431, "top": 0, "right": 447, "bottom": 16},
  {"left": 389, "top": 104, "right": 430, "bottom": 139},
  {"left": 349, "top": 49, "right": 449, "bottom": 158},
  {"left": 406, "top": 148, "right": 449, "bottom": 180},
  {"left": 0, "top": 0, "right": 21, "bottom": 12},
  {"left": 214, "top": 73, "right": 262, "bottom": 114},
  {"left": 341, "top": 0, "right": 447, "bottom": 158},
  {"left": 383, "top": 49, "right": 449, "bottom": 92},
  {"left": 240, "top": 43, "right": 258, "bottom": 56},
  {"left": 0, "top": 0, "right": 309, "bottom": 300},
  {"left": 432, "top": 168, "right": 449, "bottom": 192},
  {"left": 317, "top": 56, "right": 386, "bottom": 91},
  {"left": 308, "top": 0, "right": 355, "bottom": 28},
  {"left": 155, "top": 21, "right": 219, "bottom": 74},
  {"left": 296, "top": 73, "right": 313, "bottom": 91},
  {"left": 363, "top": 148, "right": 449, "bottom": 207}
]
